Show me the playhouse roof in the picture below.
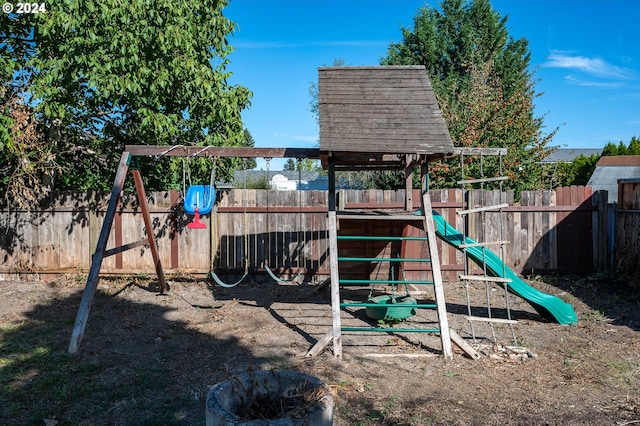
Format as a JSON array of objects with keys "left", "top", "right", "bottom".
[{"left": 318, "top": 66, "right": 454, "bottom": 170}]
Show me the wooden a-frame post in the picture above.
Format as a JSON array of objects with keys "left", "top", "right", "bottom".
[{"left": 68, "top": 151, "right": 167, "bottom": 354}]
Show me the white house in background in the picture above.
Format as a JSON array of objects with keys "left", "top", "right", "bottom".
[
  {"left": 233, "top": 170, "right": 320, "bottom": 190},
  {"left": 270, "top": 174, "right": 297, "bottom": 190}
]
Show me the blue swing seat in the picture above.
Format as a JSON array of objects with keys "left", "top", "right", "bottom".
[{"left": 184, "top": 185, "right": 216, "bottom": 215}]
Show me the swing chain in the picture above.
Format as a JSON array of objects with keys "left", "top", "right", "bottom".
[{"left": 242, "top": 158, "right": 249, "bottom": 274}]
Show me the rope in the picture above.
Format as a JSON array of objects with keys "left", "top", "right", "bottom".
[
  {"left": 263, "top": 158, "right": 303, "bottom": 284},
  {"left": 210, "top": 270, "right": 249, "bottom": 288},
  {"left": 209, "top": 157, "right": 250, "bottom": 288}
]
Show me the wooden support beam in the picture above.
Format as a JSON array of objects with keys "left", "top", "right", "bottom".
[
  {"left": 457, "top": 203, "right": 509, "bottom": 215},
  {"left": 453, "top": 147, "right": 508, "bottom": 156},
  {"left": 69, "top": 151, "right": 130, "bottom": 354},
  {"left": 465, "top": 316, "right": 518, "bottom": 325},
  {"left": 124, "top": 145, "right": 321, "bottom": 159},
  {"left": 323, "top": 155, "right": 342, "bottom": 359},
  {"left": 404, "top": 154, "right": 413, "bottom": 211},
  {"left": 103, "top": 238, "right": 149, "bottom": 257},
  {"left": 457, "top": 176, "right": 509, "bottom": 185},
  {"left": 449, "top": 329, "right": 481, "bottom": 360},
  {"left": 305, "top": 329, "right": 333, "bottom": 357},
  {"left": 132, "top": 169, "right": 168, "bottom": 293},
  {"left": 328, "top": 210, "right": 342, "bottom": 359},
  {"left": 422, "top": 191, "right": 453, "bottom": 360},
  {"left": 458, "top": 240, "right": 509, "bottom": 248}
]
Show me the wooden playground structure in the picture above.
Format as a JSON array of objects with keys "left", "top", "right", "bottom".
[{"left": 69, "top": 66, "right": 573, "bottom": 358}]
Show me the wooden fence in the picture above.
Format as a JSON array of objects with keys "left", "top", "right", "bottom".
[
  {"left": 616, "top": 179, "right": 640, "bottom": 275},
  {"left": 0, "top": 186, "right": 608, "bottom": 280}
]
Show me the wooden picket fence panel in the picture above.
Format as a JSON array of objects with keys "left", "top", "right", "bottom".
[
  {"left": 0, "top": 186, "right": 608, "bottom": 280},
  {"left": 616, "top": 179, "right": 640, "bottom": 275}
]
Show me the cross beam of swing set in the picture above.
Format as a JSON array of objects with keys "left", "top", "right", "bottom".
[
  {"left": 68, "top": 145, "right": 321, "bottom": 354},
  {"left": 125, "top": 145, "right": 322, "bottom": 159}
]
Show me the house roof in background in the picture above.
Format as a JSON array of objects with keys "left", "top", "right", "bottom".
[
  {"left": 595, "top": 155, "right": 640, "bottom": 166},
  {"left": 541, "top": 148, "right": 602, "bottom": 163}
]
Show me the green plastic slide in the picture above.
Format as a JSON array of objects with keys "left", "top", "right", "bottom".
[{"left": 431, "top": 211, "right": 578, "bottom": 325}]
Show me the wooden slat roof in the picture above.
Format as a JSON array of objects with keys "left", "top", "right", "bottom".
[{"left": 318, "top": 66, "right": 454, "bottom": 169}]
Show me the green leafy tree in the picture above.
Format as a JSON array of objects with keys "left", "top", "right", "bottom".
[
  {"left": 602, "top": 142, "right": 619, "bottom": 156},
  {"left": 1, "top": 0, "right": 251, "bottom": 195},
  {"left": 616, "top": 141, "right": 629, "bottom": 156},
  {"left": 628, "top": 136, "right": 640, "bottom": 155},
  {"left": 241, "top": 129, "right": 257, "bottom": 170},
  {"left": 283, "top": 158, "right": 297, "bottom": 171},
  {"left": 382, "top": 0, "right": 555, "bottom": 193},
  {"left": 552, "top": 154, "right": 600, "bottom": 187},
  {"left": 602, "top": 137, "right": 640, "bottom": 157},
  {"left": 283, "top": 157, "right": 318, "bottom": 172},
  {"left": 0, "top": 83, "right": 62, "bottom": 207}
]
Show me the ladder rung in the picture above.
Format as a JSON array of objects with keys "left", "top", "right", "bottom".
[
  {"left": 458, "top": 240, "right": 509, "bottom": 248},
  {"left": 341, "top": 327, "right": 441, "bottom": 333},
  {"left": 338, "top": 257, "right": 431, "bottom": 263},
  {"left": 337, "top": 235, "right": 428, "bottom": 241},
  {"left": 457, "top": 203, "right": 509, "bottom": 215},
  {"left": 341, "top": 302, "right": 437, "bottom": 309},
  {"left": 465, "top": 316, "right": 518, "bottom": 325},
  {"left": 457, "top": 176, "right": 509, "bottom": 185},
  {"left": 459, "top": 275, "right": 512, "bottom": 283},
  {"left": 339, "top": 279, "right": 434, "bottom": 285}
]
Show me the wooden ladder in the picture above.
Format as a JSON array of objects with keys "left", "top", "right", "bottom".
[
  {"left": 306, "top": 192, "right": 453, "bottom": 359},
  {"left": 456, "top": 149, "right": 518, "bottom": 346}
]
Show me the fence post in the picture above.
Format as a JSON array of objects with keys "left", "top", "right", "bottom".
[{"left": 592, "top": 190, "right": 608, "bottom": 271}]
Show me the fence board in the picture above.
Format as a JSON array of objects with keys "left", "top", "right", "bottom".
[
  {"left": 0, "top": 187, "right": 607, "bottom": 279},
  {"left": 616, "top": 179, "right": 640, "bottom": 275}
]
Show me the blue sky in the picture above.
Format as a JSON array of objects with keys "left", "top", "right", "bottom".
[{"left": 224, "top": 0, "right": 640, "bottom": 170}]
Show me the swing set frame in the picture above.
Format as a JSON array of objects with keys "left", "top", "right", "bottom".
[{"left": 68, "top": 144, "right": 320, "bottom": 354}]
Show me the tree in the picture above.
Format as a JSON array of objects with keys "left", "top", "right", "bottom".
[
  {"left": 382, "top": 0, "right": 555, "bottom": 193},
  {"left": 1, "top": 0, "right": 251, "bottom": 197},
  {"left": 552, "top": 154, "right": 600, "bottom": 187},
  {"left": 0, "top": 82, "right": 62, "bottom": 207},
  {"left": 602, "top": 142, "right": 619, "bottom": 156},
  {"left": 283, "top": 157, "right": 319, "bottom": 172},
  {"left": 603, "top": 137, "right": 640, "bottom": 156},
  {"left": 629, "top": 136, "right": 640, "bottom": 155}
]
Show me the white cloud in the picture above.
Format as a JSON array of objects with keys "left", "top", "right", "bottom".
[
  {"left": 544, "top": 50, "right": 633, "bottom": 80},
  {"left": 563, "top": 75, "right": 625, "bottom": 88}
]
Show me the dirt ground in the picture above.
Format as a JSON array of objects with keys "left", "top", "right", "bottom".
[{"left": 1, "top": 272, "right": 639, "bottom": 425}]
